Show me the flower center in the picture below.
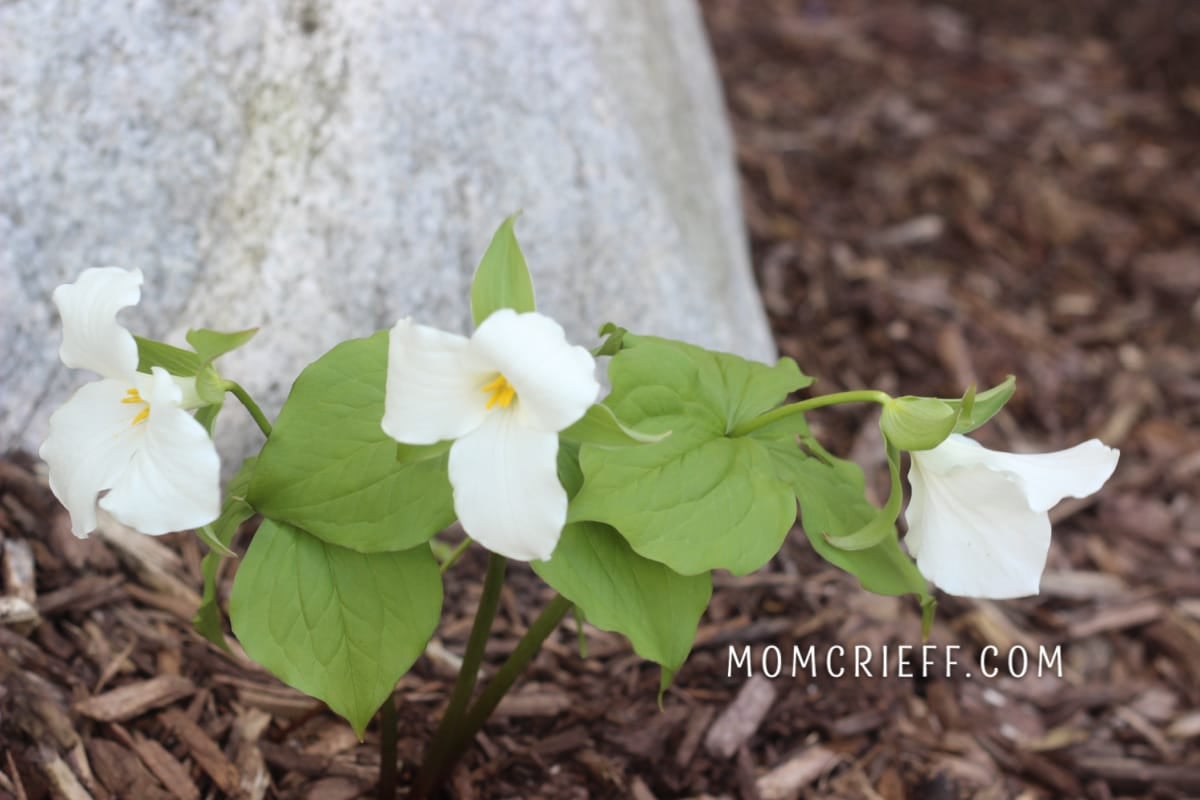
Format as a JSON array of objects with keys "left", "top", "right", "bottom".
[
  {"left": 121, "top": 387, "right": 151, "bottom": 425},
  {"left": 481, "top": 374, "right": 516, "bottom": 410}
]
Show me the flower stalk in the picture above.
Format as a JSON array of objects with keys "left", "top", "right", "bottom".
[{"left": 411, "top": 553, "right": 508, "bottom": 798}]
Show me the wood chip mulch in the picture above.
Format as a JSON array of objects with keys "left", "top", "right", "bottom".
[{"left": 3, "top": 1, "right": 1199, "bottom": 797}]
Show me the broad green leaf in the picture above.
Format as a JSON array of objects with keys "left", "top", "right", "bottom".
[
  {"left": 192, "top": 458, "right": 258, "bottom": 651},
  {"left": 249, "top": 332, "right": 455, "bottom": 553},
  {"left": 395, "top": 439, "right": 452, "bottom": 465},
  {"left": 186, "top": 327, "right": 258, "bottom": 364},
  {"left": 134, "top": 336, "right": 201, "bottom": 377},
  {"left": 947, "top": 376, "right": 1015, "bottom": 434},
  {"left": 560, "top": 404, "right": 670, "bottom": 449},
  {"left": 786, "top": 452, "right": 931, "bottom": 604},
  {"left": 532, "top": 522, "right": 710, "bottom": 689},
  {"left": 470, "top": 214, "right": 536, "bottom": 326},
  {"left": 557, "top": 440, "right": 585, "bottom": 499},
  {"left": 569, "top": 334, "right": 812, "bottom": 576},
  {"left": 880, "top": 396, "right": 957, "bottom": 452},
  {"left": 229, "top": 520, "right": 442, "bottom": 737}
]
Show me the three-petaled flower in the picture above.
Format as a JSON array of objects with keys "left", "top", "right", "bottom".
[
  {"left": 904, "top": 433, "right": 1119, "bottom": 598},
  {"left": 382, "top": 309, "right": 599, "bottom": 561},
  {"left": 40, "top": 268, "right": 221, "bottom": 538}
]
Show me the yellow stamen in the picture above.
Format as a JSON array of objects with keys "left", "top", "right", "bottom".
[
  {"left": 121, "top": 387, "right": 151, "bottom": 425},
  {"left": 481, "top": 374, "right": 516, "bottom": 410}
]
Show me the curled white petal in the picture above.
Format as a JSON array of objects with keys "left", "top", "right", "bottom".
[
  {"left": 99, "top": 368, "right": 220, "bottom": 535},
  {"left": 951, "top": 437, "right": 1120, "bottom": 512},
  {"left": 39, "top": 378, "right": 148, "bottom": 538},
  {"left": 53, "top": 267, "right": 143, "bottom": 380},
  {"left": 906, "top": 458, "right": 1049, "bottom": 598},
  {"left": 905, "top": 433, "right": 1119, "bottom": 598},
  {"left": 447, "top": 411, "right": 566, "bottom": 561},
  {"left": 471, "top": 309, "right": 599, "bottom": 432},
  {"left": 382, "top": 318, "right": 492, "bottom": 445}
]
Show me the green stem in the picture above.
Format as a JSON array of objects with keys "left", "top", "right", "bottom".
[
  {"left": 411, "top": 553, "right": 507, "bottom": 798},
  {"left": 435, "top": 594, "right": 573, "bottom": 784},
  {"left": 378, "top": 692, "right": 397, "bottom": 800},
  {"left": 226, "top": 381, "right": 273, "bottom": 437},
  {"left": 438, "top": 538, "right": 472, "bottom": 574},
  {"left": 730, "top": 389, "right": 891, "bottom": 437}
]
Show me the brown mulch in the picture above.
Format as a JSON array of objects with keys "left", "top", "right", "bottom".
[{"left": 3, "top": 1, "right": 1200, "bottom": 797}]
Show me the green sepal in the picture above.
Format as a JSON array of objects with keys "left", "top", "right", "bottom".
[
  {"left": 229, "top": 520, "right": 442, "bottom": 738},
  {"left": 193, "top": 402, "right": 222, "bottom": 436},
  {"left": 947, "top": 376, "right": 1015, "bottom": 434},
  {"left": 824, "top": 440, "right": 902, "bottom": 551},
  {"left": 786, "top": 445, "right": 933, "bottom": 616},
  {"left": 193, "top": 366, "right": 227, "bottom": 406},
  {"left": 186, "top": 327, "right": 259, "bottom": 365},
  {"left": 192, "top": 458, "right": 258, "bottom": 651},
  {"left": 470, "top": 214, "right": 536, "bottom": 326},
  {"left": 134, "top": 336, "right": 202, "bottom": 377},
  {"left": 396, "top": 439, "right": 453, "bottom": 464},
  {"left": 560, "top": 404, "right": 670, "bottom": 449},
  {"left": 593, "top": 322, "right": 629, "bottom": 357},
  {"left": 880, "top": 396, "right": 957, "bottom": 452}
]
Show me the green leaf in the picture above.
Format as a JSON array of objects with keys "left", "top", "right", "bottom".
[
  {"left": 470, "top": 214, "right": 536, "bottom": 326},
  {"left": 947, "top": 376, "right": 1015, "bottom": 434},
  {"left": 192, "top": 458, "right": 258, "bottom": 651},
  {"left": 532, "top": 522, "right": 710, "bottom": 689},
  {"left": 880, "top": 396, "right": 957, "bottom": 452},
  {"left": 823, "top": 440, "right": 902, "bottom": 551},
  {"left": 395, "top": 439, "right": 453, "bottom": 465},
  {"left": 569, "top": 334, "right": 812, "bottom": 576},
  {"left": 249, "top": 332, "right": 455, "bottom": 553},
  {"left": 186, "top": 327, "right": 258, "bottom": 364},
  {"left": 560, "top": 404, "right": 670, "bottom": 449},
  {"left": 134, "top": 336, "right": 201, "bottom": 377},
  {"left": 786, "top": 452, "right": 932, "bottom": 607},
  {"left": 229, "top": 520, "right": 442, "bottom": 737}
]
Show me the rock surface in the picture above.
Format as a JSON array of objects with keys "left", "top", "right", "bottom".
[{"left": 1, "top": 0, "right": 773, "bottom": 464}]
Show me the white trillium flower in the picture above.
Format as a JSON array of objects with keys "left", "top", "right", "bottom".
[
  {"left": 39, "top": 268, "right": 221, "bottom": 538},
  {"left": 904, "top": 433, "right": 1119, "bottom": 599},
  {"left": 382, "top": 309, "right": 600, "bottom": 561}
]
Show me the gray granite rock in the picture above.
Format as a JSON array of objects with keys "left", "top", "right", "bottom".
[{"left": 1, "top": 0, "right": 773, "bottom": 465}]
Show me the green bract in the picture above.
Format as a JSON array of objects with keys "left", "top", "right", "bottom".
[
  {"left": 249, "top": 332, "right": 455, "bottom": 553},
  {"left": 569, "top": 333, "right": 813, "bottom": 576},
  {"left": 533, "top": 521, "right": 711, "bottom": 693},
  {"left": 229, "top": 520, "right": 442, "bottom": 737}
]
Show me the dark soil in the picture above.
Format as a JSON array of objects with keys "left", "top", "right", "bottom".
[{"left": 3, "top": 1, "right": 1199, "bottom": 798}]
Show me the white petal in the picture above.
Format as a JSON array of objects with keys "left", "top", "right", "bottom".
[
  {"left": 39, "top": 378, "right": 147, "bottom": 538},
  {"left": 53, "top": 267, "right": 142, "bottom": 380},
  {"left": 99, "top": 368, "right": 221, "bottom": 534},
  {"left": 905, "top": 456, "right": 1050, "bottom": 598},
  {"left": 382, "top": 318, "right": 492, "bottom": 445},
  {"left": 470, "top": 309, "right": 599, "bottom": 432},
  {"left": 447, "top": 411, "right": 566, "bottom": 561},
  {"left": 962, "top": 438, "right": 1120, "bottom": 512}
]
